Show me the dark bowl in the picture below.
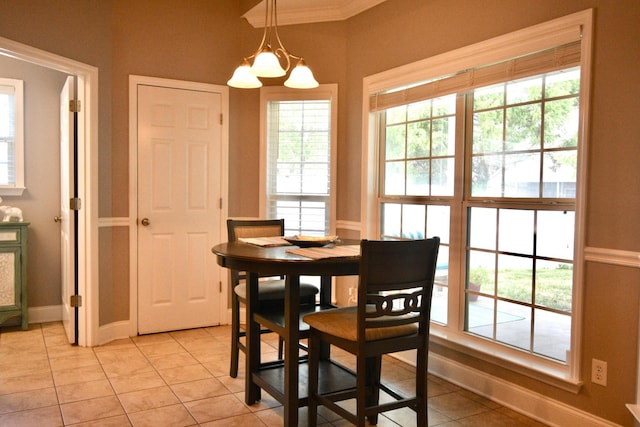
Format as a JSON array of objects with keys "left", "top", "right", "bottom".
[{"left": 283, "top": 236, "right": 337, "bottom": 248}]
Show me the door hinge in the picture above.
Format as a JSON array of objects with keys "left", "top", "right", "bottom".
[
  {"left": 70, "top": 295, "right": 82, "bottom": 307},
  {"left": 70, "top": 198, "right": 82, "bottom": 210},
  {"left": 219, "top": 198, "right": 223, "bottom": 209},
  {"left": 219, "top": 281, "right": 222, "bottom": 293},
  {"left": 69, "top": 100, "right": 81, "bottom": 113},
  {"left": 219, "top": 113, "right": 223, "bottom": 125}
]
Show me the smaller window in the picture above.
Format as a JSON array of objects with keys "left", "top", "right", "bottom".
[
  {"left": 0, "top": 78, "right": 25, "bottom": 195},
  {"left": 260, "top": 85, "right": 338, "bottom": 237}
]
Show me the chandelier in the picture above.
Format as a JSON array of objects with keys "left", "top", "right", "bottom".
[{"left": 227, "top": 0, "right": 319, "bottom": 89}]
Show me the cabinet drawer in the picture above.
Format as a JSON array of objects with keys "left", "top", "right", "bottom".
[{"left": 0, "top": 228, "right": 21, "bottom": 244}]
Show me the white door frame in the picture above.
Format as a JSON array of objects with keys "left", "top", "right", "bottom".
[
  {"left": 129, "top": 75, "right": 229, "bottom": 335},
  {"left": 0, "top": 36, "right": 99, "bottom": 346}
]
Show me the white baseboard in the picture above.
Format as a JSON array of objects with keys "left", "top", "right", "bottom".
[
  {"left": 97, "top": 320, "right": 134, "bottom": 346},
  {"left": 392, "top": 351, "right": 620, "bottom": 427},
  {"left": 28, "top": 305, "right": 62, "bottom": 324},
  {"left": 27, "top": 306, "right": 132, "bottom": 347}
]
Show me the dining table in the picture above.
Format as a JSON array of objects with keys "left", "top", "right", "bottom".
[{"left": 211, "top": 239, "right": 361, "bottom": 427}]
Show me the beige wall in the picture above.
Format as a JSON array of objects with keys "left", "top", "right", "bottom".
[
  {"left": 0, "top": 0, "right": 639, "bottom": 424},
  {"left": 342, "top": 1, "right": 640, "bottom": 425}
]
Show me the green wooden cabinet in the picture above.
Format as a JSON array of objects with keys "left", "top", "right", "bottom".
[{"left": 0, "top": 222, "right": 28, "bottom": 330}]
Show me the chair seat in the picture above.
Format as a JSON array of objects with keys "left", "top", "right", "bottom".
[
  {"left": 303, "top": 306, "right": 418, "bottom": 342},
  {"left": 234, "top": 279, "right": 319, "bottom": 301}
]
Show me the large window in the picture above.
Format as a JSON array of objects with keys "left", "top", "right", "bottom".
[
  {"left": 0, "top": 78, "right": 24, "bottom": 195},
  {"left": 466, "top": 70, "right": 579, "bottom": 361},
  {"left": 260, "top": 85, "right": 337, "bottom": 236},
  {"left": 364, "top": 11, "right": 591, "bottom": 385}
]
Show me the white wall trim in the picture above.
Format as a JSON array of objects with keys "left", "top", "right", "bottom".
[
  {"left": 98, "top": 217, "right": 129, "bottom": 228},
  {"left": 242, "top": 0, "right": 387, "bottom": 27},
  {"left": 335, "top": 220, "right": 360, "bottom": 232},
  {"left": 585, "top": 246, "right": 640, "bottom": 269},
  {"left": 97, "top": 320, "right": 133, "bottom": 346}
]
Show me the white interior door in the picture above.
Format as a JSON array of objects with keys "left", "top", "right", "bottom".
[
  {"left": 137, "top": 83, "right": 221, "bottom": 334},
  {"left": 60, "top": 76, "right": 76, "bottom": 344}
]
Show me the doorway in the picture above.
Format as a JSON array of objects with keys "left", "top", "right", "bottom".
[
  {"left": 129, "top": 75, "right": 229, "bottom": 334},
  {"left": 0, "top": 36, "right": 99, "bottom": 346}
]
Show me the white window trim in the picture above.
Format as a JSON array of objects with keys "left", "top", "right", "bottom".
[
  {"left": 361, "top": 9, "right": 593, "bottom": 391},
  {"left": 259, "top": 84, "right": 338, "bottom": 235},
  {"left": 0, "top": 78, "right": 25, "bottom": 196}
]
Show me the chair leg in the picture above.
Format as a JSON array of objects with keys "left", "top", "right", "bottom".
[
  {"left": 230, "top": 292, "right": 240, "bottom": 378},
  {"left": 277, "top": 336, "right": 284, "bottom": 359},
  {"left": 354, "top": 353, "right": 367, "bottom": 427},
  {"left": 307, "top": 330, "right": 320, "bottom": 427},
  {"left": 416, "top": 347, "right": 428, "bottom": 425},
  {"left": 364, "top": 356, "right": 382, "bottom": 425}
]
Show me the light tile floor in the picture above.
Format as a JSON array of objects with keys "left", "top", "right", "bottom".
[{"left": 0, "top": 322, "right": 549, "bottom": 426}]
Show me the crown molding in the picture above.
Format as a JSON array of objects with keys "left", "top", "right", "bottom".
[{"left": 243, "top": 0, "right": 387, "bottom": 27}]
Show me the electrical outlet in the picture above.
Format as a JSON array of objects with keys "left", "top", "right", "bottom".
[{"left": 592, "top": 358, "right": 607, "bottom": 386}]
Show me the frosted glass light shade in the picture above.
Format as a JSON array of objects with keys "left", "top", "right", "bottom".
[
  {"left": 284, "top": 60, "right": 319, "bottom": 89},
  {"left": 227, "top": 61, "right": 262, "bottom": 88},
  {"left": 251, "top": 48, "right": 286, "bottom": 77}
]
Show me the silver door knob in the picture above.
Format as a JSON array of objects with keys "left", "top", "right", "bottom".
[{"left": 140, "top": 218, "right": 150, "bottom": 226}]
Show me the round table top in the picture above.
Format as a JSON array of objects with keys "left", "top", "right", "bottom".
[{"left": 211, "top": 240, "right": 360, "bottom": 276}]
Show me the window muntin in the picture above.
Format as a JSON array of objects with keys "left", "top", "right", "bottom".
[{"left": 0, "top": 78, "right": 24, "bottom": 194}]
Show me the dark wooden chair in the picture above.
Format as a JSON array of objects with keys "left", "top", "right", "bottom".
[
  {"left": 304, "top": 237, "right": 440, "bottom": 426},
  {"left": 227, "top": 218, "right": 319, "bottom": 378}
]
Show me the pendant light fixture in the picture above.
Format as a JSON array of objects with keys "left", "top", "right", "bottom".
[{"left": 227, "top": 0, "right": 319, "bottom": 89}]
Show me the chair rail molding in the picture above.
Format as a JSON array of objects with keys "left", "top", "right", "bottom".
[
  {"left": 584, "top": 246, "right": 640, "bottom": 269},
  {"left": 98, "top": 217, "right": 130, "bottom": 228}
]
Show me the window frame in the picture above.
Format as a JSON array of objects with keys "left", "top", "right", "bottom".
[
  {"left": 259, "top": 84, "right": 338, "bottom": 235},
  {"left": 0, "top": 78, "right": 25, "bottom": 196},
  {"left": 361, "top": 10, "right": 592, "bottom": 390}
]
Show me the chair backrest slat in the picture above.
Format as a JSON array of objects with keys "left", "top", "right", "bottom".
[
  {"left": 227, "top": 219, "right": 285, "bottom": 285},
  {"left": 227, "top": 219, "right": 285, "bottom": 242}
]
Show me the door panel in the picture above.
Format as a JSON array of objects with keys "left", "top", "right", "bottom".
[
  {"left": 137, "top": 84, "right": 221, "bottom": 334},
  {"left": 60, "top": 76, "right": 76, "bottom": 344}
]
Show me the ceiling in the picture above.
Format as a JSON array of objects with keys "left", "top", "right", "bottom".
[{"left": 243, "top": 0, "right": 388, "bottom": 27}]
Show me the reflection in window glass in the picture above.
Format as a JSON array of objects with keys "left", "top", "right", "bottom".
[
  {"left": 466, "top": 206, "right": 574, "bottom": 361},
  {"left": 384, "top": 161, "right": 404, "bottom": 195},
  {"left": 498, "top": 209, "right": 533, "bottom": 254},
  {"left": 471, "top": 69, "right": 579, "bottom": 199},
  {"left": 468, "top": 208, "right": 496, "bottom": 250},
  {"left": 382, "top": 203, "right": 401, "bottom": 237},
  {"left": 401, "top": 204, "right": 425, "bottom": 239},
  {"left": 382, "top": 95, "right": 456, "bottom": 197},
  {"left": 537, "top": 210, "right": 575, "bottom": 260}
]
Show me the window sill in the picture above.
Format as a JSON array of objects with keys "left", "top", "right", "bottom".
[
  {"left": 0, "top": 187, "right": 25, "bottom": 196},
  {"left": 430, "top": 327, "right": 583, "bottom": 394}
]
